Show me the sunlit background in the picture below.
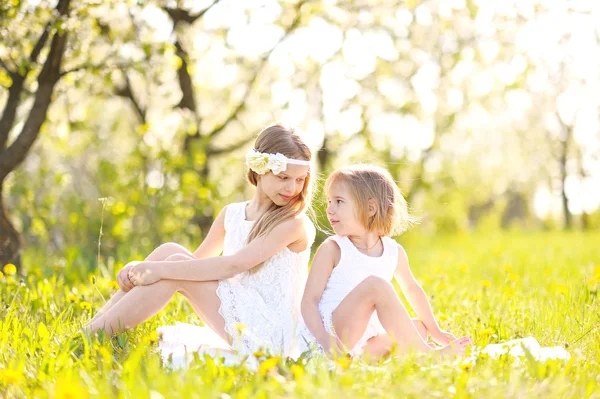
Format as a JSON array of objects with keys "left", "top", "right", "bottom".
[{"left": 1, "top": 0, "right": 599, "bottom": 269}]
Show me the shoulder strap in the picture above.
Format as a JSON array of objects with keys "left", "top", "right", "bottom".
[
  {"left": 328, "top": 235, "right": 354, "bottom": 255},
  {"left": 224, "top": 202, "right": 244, "bottom": 230},
  {"left": 382, "top": 236, "right": 399, "bottom": 261}
]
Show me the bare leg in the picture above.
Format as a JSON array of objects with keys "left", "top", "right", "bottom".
[
  {"left": 84, "top": 277, "right": 229, "bottom": 343},
  {"left": 363, "top": 319, "right": 432, "bottom": 359},
  {"left": 332, "top": 276, "right": 469, "bottom": 357},
  {"left": 90, "top": 243, "right": 194, "bottom": 323}
]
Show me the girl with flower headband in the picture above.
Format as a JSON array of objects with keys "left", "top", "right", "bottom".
[{"left": 85, "top": 124, "right": 316, "bottom": 363}]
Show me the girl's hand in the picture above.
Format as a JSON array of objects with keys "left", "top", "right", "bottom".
[
  {"left": 127, "top": 262, "right": 162, "bottom": 287},
  {"left": 432, "top": 330, "right": 459, "bottom": 346},
  {"left": 116, "top": 261, "right": 140, "bottom": 292}
]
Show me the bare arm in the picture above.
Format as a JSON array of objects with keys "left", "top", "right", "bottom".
[
  {"left": 393, "top": 244, "right": 442, "bottom": 334},
  {"left": 151, "top": 217, "right": 307, "bottom": 281},
  {"left": 300, "top": 240, "right": 339, "bottom": 350},
  {"left": 191, "top": 206, "right": 227, "bottom": 259}
]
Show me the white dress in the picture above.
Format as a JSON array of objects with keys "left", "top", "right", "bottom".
[
  {"left": 297, "top": 235, "right": 399, "bottom": 356},
  {"left": 157, "top": 201, "right": 316, "bottom": 368}
]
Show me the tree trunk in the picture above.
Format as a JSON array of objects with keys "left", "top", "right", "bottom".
[
  {"left": 558, "top": 133, "right": 572, "bottom": 229},
  {"left": 0, "top": 182, "right": 21, "bottom": 268}
]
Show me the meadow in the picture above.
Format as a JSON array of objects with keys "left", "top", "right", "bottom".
[{"left": 1, "top": 231, "right": 599, "bottom": 398}]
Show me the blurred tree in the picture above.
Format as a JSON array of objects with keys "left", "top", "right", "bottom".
[{"left": 0, "top": 0, "right": 72, "bottom": 269}]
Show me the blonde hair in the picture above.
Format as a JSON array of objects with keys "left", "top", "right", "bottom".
[
  {"left": 324, "top": 164, "right": 415, "bottom": 236},
  {"left": 246, "top": 123, "right": 313, "bottom": 248}
]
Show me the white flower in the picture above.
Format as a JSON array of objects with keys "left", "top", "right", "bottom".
[
  {"left": 267, "top": 153, "right": 288, "bottom": 175},
  {"left": 246, "top": 150, "right": 270, "bottom": 174}
]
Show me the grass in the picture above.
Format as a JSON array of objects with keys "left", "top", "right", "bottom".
[{"left": 1, "top": 230, "right": 599, "bottom": 398}]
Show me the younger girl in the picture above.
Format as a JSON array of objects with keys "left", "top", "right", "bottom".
[
  {"left": 85, "top": 124, "right": 316, "bottom": 360},
  {"left": 298, "top": 164, "right": 471, "bottom": 359}
]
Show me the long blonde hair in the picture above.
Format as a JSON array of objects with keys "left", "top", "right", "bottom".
[
  {"left": 246, "top": 124, "right": 313, "bottom": 247},
  {"left": 325, "top": 164, "right": 415, "bottom": 236}
]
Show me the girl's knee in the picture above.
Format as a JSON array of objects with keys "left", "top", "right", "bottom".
[
  {"left": 355, "top": 276, "right": 395, "bottom": 302},
  {"left": 165, "top": 253, "right": 193, "bottom": 261},
  {"left": 361, "top": 276, "right": 394, "bottom": 292},
  {"left": 151, "top": 242, "right": 189, "bottom": 260}
]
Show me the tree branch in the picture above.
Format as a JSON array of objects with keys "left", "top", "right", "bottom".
[
  {"left": 0, "top": 0, "right": 70, "bottom": 153},
  {"left": 60, "top": 60, "right": 143, "bottom": 77},
  {"left": 116, "top": 71, "right": 146, "bottom": 123},
  {"left": 0, "top": 0, "right": 71, "bottom": 179},
  {"left": 0, "top": 58, "right": 12, "bottom": 74},
  {"left": 204, "top": 1, "right": 308, "bottom": 141},
  {"left": 207, "top": 133, "right": 256, "bottom": 156},
  {"left": 164, "top": 0, "right": 222, "bottom": 26}
]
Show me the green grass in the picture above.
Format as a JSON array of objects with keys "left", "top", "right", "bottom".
[{"left": 1, "top": 231, "right": 599, "bottom": 398}]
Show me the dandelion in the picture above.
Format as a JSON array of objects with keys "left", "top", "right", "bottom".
[
  {"left": 460, "top": 358, "right": 474, "bottom": 370},
  {"left": 80, "top": 301, "right": 92, "bottom": 311},
  {"left": 0, "top": 368, "right": 24, "bottom": 385},
  {"left": 290, "top": 364, "right": 304, "bottom": 379},
  {"left": 554, "top": 284, "right": 569, "bottom": 295},
  {"left": 233, "top": 323, "right": 247, "bottom": 335},
  {"left": 480, "top": 327, "right": 496, "bottom": 337},
  {"left": 458, "top": 264, "right": 468, "bottom": 272},
  {"left": 0, "top": 271, "right": 4, "bottom": 279},
  {"left": 253, "top": 351, "right": 265, "bottom": 358},
  {"left": 108, "top": 281, "right": 120, "bottom": 290},
  {"left": 67, "top": 294, "right": 78, "bottom": 303},
  {"left": 258, "top": 357, "right": 280, "bottom": 376},
  {"left": 3, "top": 263, "right": 16, "bottom": 275},
  {"left": 335, "top": 355, "right": 352, "bottom": 369},
  {"left": 54, "top": 380, "right": 89, "bottom": 399},
  {"left": 507, "top": 273, "right": 519, "bottom": 282},
  {"left": 504, "top": 264, "right": 513, "bottom": 272},
  {"left": 145, "top": 331, "right": 159, "bottom": 344},
  {"left": 482, "top": 280, "right": 491, "bottom": 289}
]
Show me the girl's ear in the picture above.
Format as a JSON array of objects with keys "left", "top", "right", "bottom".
[{"left": 367, "top": 199, "right": 377, "bottom": 217}]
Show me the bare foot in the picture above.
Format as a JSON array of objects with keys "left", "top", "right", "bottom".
[{"left": 436, "top": 336, "right": 472, "bottom": 357}]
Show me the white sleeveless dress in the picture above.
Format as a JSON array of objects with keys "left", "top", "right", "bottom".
[
  {"left": 157, "top": 201, "right": 316, "bottom": 367},
  {"left": 297, "top": 235, "right": 399, "bottom": 356}
]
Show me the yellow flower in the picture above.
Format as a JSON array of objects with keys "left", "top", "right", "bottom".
[
  {"left": 233, "top": 323, "right": 247, "bottom": 334},
  {"left": 503, "top": 264, "right": 513, "bottom": 272},
  {"left": 108, "top": 281, "right": 120, "bottom": 290},
  {"left": 507, "top": 273, "right": 519, "bottom": 282},
  {"left": 335, "top": 355, "right": 352, "bottom": 369},
  {"left": 554, "top": 284, "right": 569, "bottom": 295},
  {"left": 480, "top": 327, "right": 496, "bottom": 337},
  {"left": 0, "top": 271, "right": 4, "bottom": 279},
  {"left": 258, "top": 356, "right": 280, "bottom": 376},
  {"left": 54, "top": 380, "right": 89, "bottom": 399},
  {"left": 458, "top": 264, "right": 468, "bottom": 272},
  {"left": 79, "top": 301, "right": 92, "bottom": 310},
  {"left": 290, "top": 364, "right": 304, "bottom": 379},
  {"left": 67, "top": 294, "right": 78, "bottom": 303},
  {"left": 145, "top": 331, "right": 159, "bottom": 344},
  {"left": 460, "top": 358, "right": 474, "bottom": 370},
  {"left": 253, "top": 351, "right": 265, "bottom": 358},
  {"left": 482, "top": 280, "right": 491, "bottom": 288},
  {"left": 3, "top": 263, "right": 16, "bottom": 275},
  {"left": 0, "top": 368, "right": 24, "bottom": 385}
]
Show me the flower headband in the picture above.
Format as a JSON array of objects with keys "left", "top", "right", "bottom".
[{"left": 245, "top": 148, "right": 310, "bottom": 175}]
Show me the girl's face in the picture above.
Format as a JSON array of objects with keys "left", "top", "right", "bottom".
[
  {"left": 326, "top": 181, "right": 366, "bottom": 236},
  {"left": 257, "top": 163, "right": 310, "bottom": 206}
]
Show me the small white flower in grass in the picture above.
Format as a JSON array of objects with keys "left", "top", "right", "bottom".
[{"left": 267, "top": 153, "right": 288, "bottom": 175}]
